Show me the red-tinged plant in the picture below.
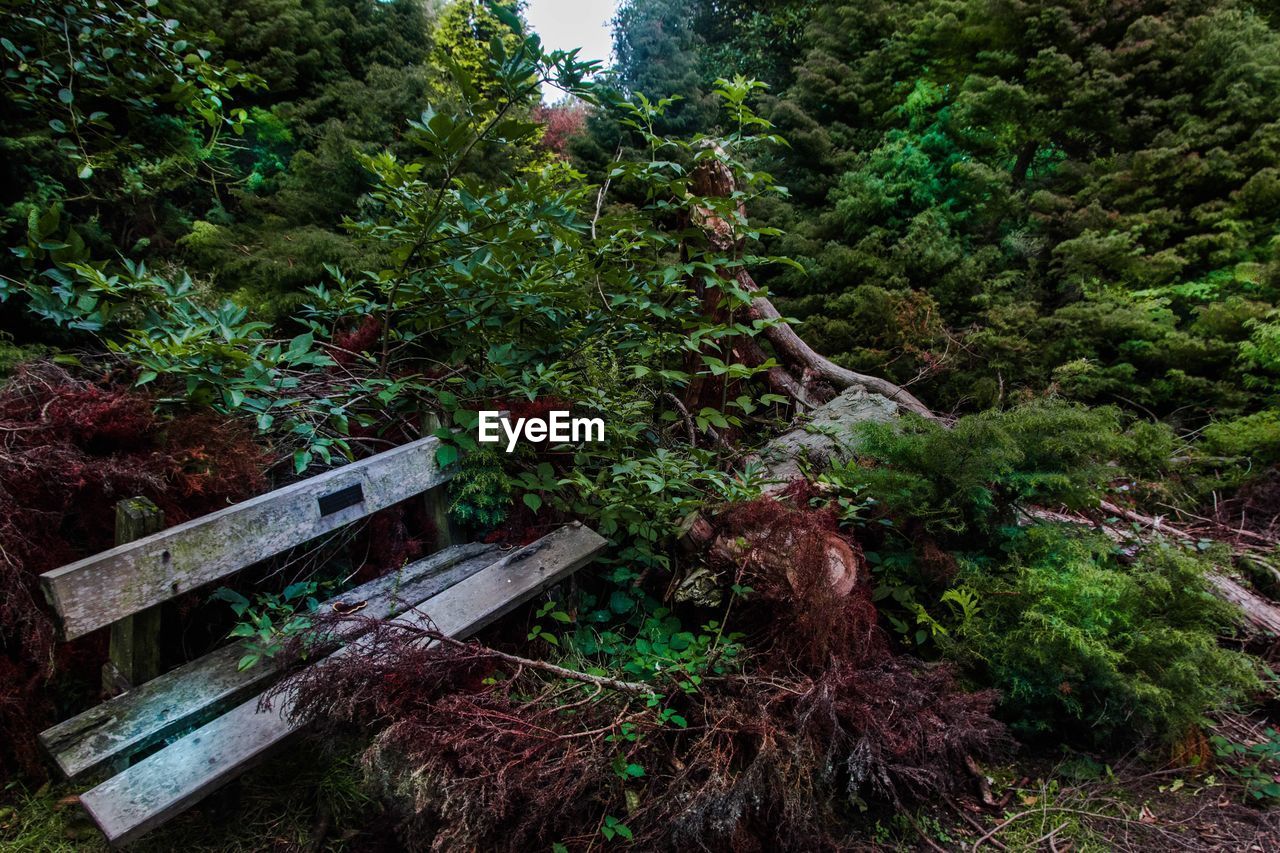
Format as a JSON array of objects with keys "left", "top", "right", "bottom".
[
  {"left": 716, "top": 481, "right": 883, "bottom": 670},
  {"left": 0, "top": 361, "right": 268, "bottom": 779},
  {"left": 329, "top": 315, "right": 383, "bottom": 366},
  {"left": 275, "top": 506, "right": 1007, "bottom": 852},
  {"left": 533, "top": 100, "right": 589, "bottom": 156}
]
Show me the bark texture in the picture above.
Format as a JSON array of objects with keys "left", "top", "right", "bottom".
[{"left": 688, "top": 152, "right": 937, "bottom": 420}]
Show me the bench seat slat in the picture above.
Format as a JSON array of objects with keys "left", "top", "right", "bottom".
[
  {"left": 41, "top": 542, "right": 498, "bottom": 780},
  {"left": 79, "top": 523, "right": 606, "bottom": 847},
  {"left": 42, "top": 436, "right": 454, "bottom": 640}
]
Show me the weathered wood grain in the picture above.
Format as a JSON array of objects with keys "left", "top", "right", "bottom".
[
  {"left": 1207, "top": 573, "right": 1280, "bottom": 636},
  {"left": 42, "top": 436, "right": 457, "bottom": 640},
  {"left": 105, "top": 498, "right": 166, "bottom": 695},
  {"left": 78, "top": 523, "right": 606, "bottom": 847},
  {"left": 422, "top": 412, "right": 458, "bottom": 549},
  {"left": 42, "top": 543, "right": 497, "bottom": 780}
]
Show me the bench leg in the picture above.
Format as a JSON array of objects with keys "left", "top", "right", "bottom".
[
  {"left": 106, "top": 605, "right": 163, "bottom": 690},
  {"left": 423, "top": 411, "right": 460, "bottom": 550},
  {"left": 104, "top": 498, "right": 165, "bottom": 697}
]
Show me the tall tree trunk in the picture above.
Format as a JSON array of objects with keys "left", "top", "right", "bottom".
[{"left": 1012, "top": 139, "right": 1038, "bottom": 187}]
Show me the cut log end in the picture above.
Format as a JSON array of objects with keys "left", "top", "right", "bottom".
[{"left": 711, "top": 528, "right": 861, "bottom": 599}]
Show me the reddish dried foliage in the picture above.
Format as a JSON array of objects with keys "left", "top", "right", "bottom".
[
  {"left": 0, "top": 363, "right": 267, "bottom": 779},
  {"left": 719, "top": 481, "right": 884, "bottom": 669},
  {"left": 280, "top": 480, "right": 1007, "bottom": 851},
  {"left": 533, "top": 101, "right": 589, "bottom": 156},
  {"left": 283, "top": 626, "right": 1004, "bottom": 851},
  {"left": 346, "top": 502, "right": 434, "bottom": 585},
  {"left": 329, "top": 315, "right": 383, "bottom": 366}
]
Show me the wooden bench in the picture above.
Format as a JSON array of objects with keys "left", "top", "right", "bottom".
[{"left": 36, "top": 433, "right": 606, "bottom": 846}]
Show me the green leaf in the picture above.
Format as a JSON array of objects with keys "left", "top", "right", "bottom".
[
  {"left": 490, "top": 3, "right": 523, "bottom": 34},
  {"left": 58, "top": 88, "right": 73, "bottom": 104},
  {"left": 283, "top": 582, "right": 312, "bottom": 602},
  {"left": 77, "top": 164, "right": 93, "bottom": 179},
  {"left": 435, "top": 443, "right": 459, "bottom": 467},
  {"left": 286, "top": 331, "right": 313, "bottom": 356},
  {"left": 211, "top": 587, "right": 250, "bottom": 609},
  {"left": 523, "top": 492, "right": 542, "bottom": 512}
]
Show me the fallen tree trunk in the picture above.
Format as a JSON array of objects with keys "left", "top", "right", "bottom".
[
  {"left": 1098, "top": 501, "right": 1280, "bottom": 639},
  {"left": 682, "top": 148, "right": 1279, "bottom": 632},
  {"left": 676, "top": 148, "right": 935, "bottom": 595},
  {"left": 687, "top": 151, "right": 937, "bottom": 420},
  {"left": 685, "top": 387, "right": 901, "bottom": 599}
]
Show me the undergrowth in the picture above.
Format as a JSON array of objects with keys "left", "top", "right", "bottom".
[
  {"left": 0, "top": 744, "right": 371, "bottom": 852},
  {"left": 0, "top": 362, "right": 267, "bottom": 778},
  {"left": 952, "top": 527, "right": 1260, "bottom": 745},
  {"left": 272, "top": 493, "right": 1009, "bottom": 851},
  {"left": 820, "top": 400, "right": 1263, "bottom": 747}
]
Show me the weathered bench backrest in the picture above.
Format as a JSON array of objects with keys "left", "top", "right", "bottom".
[{"left": 41, "top": 435, "right": 455, "bottom": 640}]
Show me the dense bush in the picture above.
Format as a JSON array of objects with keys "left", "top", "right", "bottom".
[
  {"left": 819, "top": 400, "right": 1257, "bottom": 746},
  {"left": 948, "top": 526, "right": 1258, "bottom": 745},
  {"left": 841, "top": 399, "right": 1171, "bottom": 541},
  {"left": 600, "top": 0, "right": 1280, "bottom": 448}
]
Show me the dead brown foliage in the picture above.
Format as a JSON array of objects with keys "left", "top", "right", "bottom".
[
  {"left": 277, "top": 476, "right": 1008, "bottom": 852},
  {"left": 0, "top": 361, "right": 267, "bottom": 778}
]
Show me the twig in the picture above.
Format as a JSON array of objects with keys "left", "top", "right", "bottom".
[
  {"left": 662, "top": 392, "right": 697, "bottom": 446},
  {"left": 944, "top": 796, "right": 1007, "bottom": 851},
  {"left": 395, "top": 619, "right": 658, "bottom": 697},
  {"left": 591, "top": 143, "right": 623, "bottom": 241},
  {"left": 966, "top": 754, "right": 997, "bottom": 806},
  {"left": 972, "top": 809, "right": 1035, "bottom": 851},
  {"left": 1033, "top": 822, "right": 1068, "bottom": 850},
  {"left": 905, "top": 810, "right": 948, "bottom": 853}
]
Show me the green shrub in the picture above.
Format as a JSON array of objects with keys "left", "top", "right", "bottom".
[
  {"left": 448, "top": 447, "right": 513, "bottom": 529},
  {"left": 947, "top": 525, "right": 1258, "bottom": 745},
  {"left": 1202, "top": 409, "right": 1280, "bottom": 465},
  {"left": 847, "top": 398, "right": 1168, "bottom": 541}
]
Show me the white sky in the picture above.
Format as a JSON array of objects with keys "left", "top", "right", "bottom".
[{"left": 522, "top": 0, "right": 621, "bottom": 102}]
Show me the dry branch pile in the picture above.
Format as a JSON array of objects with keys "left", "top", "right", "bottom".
[{"left": 277, "top": 532, "right": 1008, "bottom": 851}]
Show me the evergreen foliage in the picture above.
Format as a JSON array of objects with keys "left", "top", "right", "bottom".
[
  {"left": 2, "top": 1, "right": 1279, "bottom": 845},
  {"left": 604, "top": 0, "right": 1280, "bottom": 436},
  {"left": 953, "top": 527, "right": 1258, "bottom": 745}
]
